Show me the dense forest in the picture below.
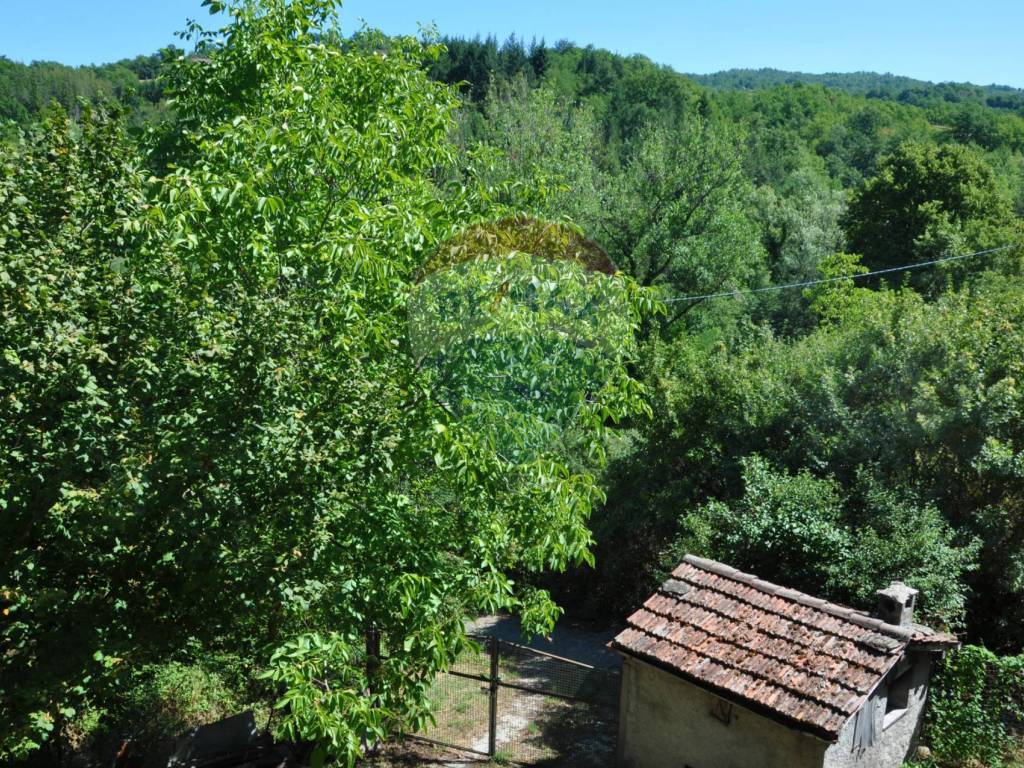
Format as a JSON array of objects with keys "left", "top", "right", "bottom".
[
  {"left": 0, "top": 52, "right": 171, "bottom": 131},
  {"left": 2, "top": 3, "right": 1023, "bottom": 767},
  {"left": 692, "top": 67, "right": 1024, "bottom": 112}
]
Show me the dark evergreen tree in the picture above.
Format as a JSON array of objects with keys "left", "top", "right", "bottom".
[{"left": 528, "top": 37, "right": 549, "bottom": 81}]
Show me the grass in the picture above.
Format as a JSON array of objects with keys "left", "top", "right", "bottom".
[
  {"left": 416, "top": 647, "right": 491, "bottom": 751},
  {"left": 379, "top": 643, "right": 618, "bottom": 767}
]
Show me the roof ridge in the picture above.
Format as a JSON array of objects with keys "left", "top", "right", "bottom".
[
  {"left": 664, "top": 574, "right": 904, "bottom": 657},
  {"left": 682, "top": 555, "right": 915, "bottom": 641}
]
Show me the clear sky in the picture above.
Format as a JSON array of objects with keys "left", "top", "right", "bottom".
[{"left": 2, "top": 1, "right": 1023, "bottom": 88}]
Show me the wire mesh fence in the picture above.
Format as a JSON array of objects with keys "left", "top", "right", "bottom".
[
  {"left": 408, "top": 635, "right": 619, "bottom": 765},
  {"left": 414, "top": 640, "right": 493, "bottom": 756},
  {"left": 493, "top": 640, "right": 618, "bottom": 765}
]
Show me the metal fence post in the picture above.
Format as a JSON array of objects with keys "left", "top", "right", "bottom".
[
  {"left": 488, "top": 637, "right": 499, "bottom": 757},
  {"left": 365, "top": 626, "right": 381, "bottom": 697}
]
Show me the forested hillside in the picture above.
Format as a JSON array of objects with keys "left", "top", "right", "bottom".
[
  {"left": 692, "top": 67, "right": 1024, "bottom": 112},
  {"left": 0, "top": 52, "right": 171, "bottom": 130},
  {"left": 2, "top": 7, "right": 1023, "bottom": 767}
]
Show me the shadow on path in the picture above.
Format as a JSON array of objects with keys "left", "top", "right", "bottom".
[{"left": 466, "top": 614, "right": 622, "bottom": 669}]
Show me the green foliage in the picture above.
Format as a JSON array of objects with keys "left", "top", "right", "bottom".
[
  {"left": 433, "top": 43, "right": 1024, "bottom": 172},
  {"left": 804, "top": 251, "right": 870, "bottom": 322},
  {"left": 817, "top": 102, "right": 930, "bottom": 185},
  {"left": 948, "top": 103, "right": 1006, "bottom": 150},
  {"left": 46, "top": 656, "right": 260, "bottom": 768},
  {"left": 0, "top": 103, "right": 149, "bottom": 760},
  {"left": 844, "top": 141, "right": 1020, "bottom": 285},
  {"left": 470, "top": 78, "right": 602, "bottom": 224},
  {"left": 680, "top": 456, "right": 852, "bottom": 594},
  {"left": 458, "top": 79, "right": 766, "bottom": 337},
  {"left": 0, "top": 2, "right": 649, "bottom": 763},
  {"left": 0, "top": 51, "right": 173, "bottom": 127},
  {"left": 593, "top": 121, "right": 766, "bottom": 311},
  {"left": 111, "top": 661, "right": 250, "bottom": 764},
  {"left": 692, "top": 68, "right": 1024, "bottom": 113},
  {"left": 676, "top": 458, "right": 976, "bottom": 626},
  {"left": 751, "top": 167, "right": 847, "bottom": 331},
  {"left": 5, "top": 7, "right": 1024, "bottom": 763},
  {"left": 261, "top": 633, "right": 389, "bottom": 766},
  {"left": 412, "top": 220, "right": 644, "bottom": 468},
  {"left": 594, "top": 277, "right": 1021, "bottom": 635},
  {"left": 923, "top": 645, "right": 1024, "bottom": 767},
  {"left": 837, "top": 479, "right": 980, "bottom": 629}
]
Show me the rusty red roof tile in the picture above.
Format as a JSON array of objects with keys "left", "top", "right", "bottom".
[{"left": 611, "top": 555, "right": 955, "bottom": 741}]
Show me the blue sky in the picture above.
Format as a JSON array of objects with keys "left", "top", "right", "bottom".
[{"left": 3, "top": 1, "right": 1023, "bottom": 88}]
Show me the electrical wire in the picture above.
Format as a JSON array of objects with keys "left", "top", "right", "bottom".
[{"left": 662, "top": 243, "right": 1019, "bottom": 303}]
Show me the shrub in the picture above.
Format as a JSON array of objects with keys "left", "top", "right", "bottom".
[
  {"left": 117, "top": 663, "right": 245, "bottom": 753},
  {"left": 66, "top": 660, "right": 259, "bottom": 768},
  {"left": 678, "top": 455, "right": 851, "bottom": 596},
  {"left": 922, "top": 645, "right": 1024, "bottom": 767},
  {"left": 676, "top": 457, "right": 976, "bottom": 628}
]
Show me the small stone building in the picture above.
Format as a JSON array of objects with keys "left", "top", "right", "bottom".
[{"left": 611, "top": 555, "right": 958, "bottom": 768}]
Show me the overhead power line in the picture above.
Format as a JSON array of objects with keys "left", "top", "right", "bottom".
[{"left": 663, "top": 244, "right": 1019, "bottom": 303}]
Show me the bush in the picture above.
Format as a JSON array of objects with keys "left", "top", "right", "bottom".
[
  {"left": 678, "top": 455, "right": 851, "bottom": 597},
  {"left": 675, "top": 457, "right": 976, "bottom": 628},
  {"left": 921, "top": 645, "right": 1024, "bottom": 767},
  {"left": 115, "top": 663, "right": 246, "bottom": 757},
  {"left": 60, "top": 660, "right": 259, "bottom": 768}
]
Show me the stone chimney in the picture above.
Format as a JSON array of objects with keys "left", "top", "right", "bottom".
[{"left": 875, "top": 581, "right": 918, "bottom": 627}]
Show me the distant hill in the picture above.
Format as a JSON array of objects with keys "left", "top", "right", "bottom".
[
  {"left": 0, "top": 51, "right": 175, "bottom": 127},
  {"left": 4, "top": 43, "right": 1023, "bottom": 134},
  {"left": 690, "top": 68, "right": 1024, "bottom": 112}
]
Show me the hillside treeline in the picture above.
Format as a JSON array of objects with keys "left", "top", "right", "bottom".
[
  {"left": 692, "top": 67, "right": 1024, "bottom": 113},
  {"left": 2, "top": 7, "right": 1023, "bottom": 767},
  {"left": 0, "top": 52, "right": 173, "bottom": 132}
]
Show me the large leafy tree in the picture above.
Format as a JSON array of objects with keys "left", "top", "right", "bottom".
[
  {"left": 749, "top": 162, "right": 847, "bottom": 332},
  {"left": 843, "top": 141, "right": 1021, "bottom": 286},
  {"left": 592, "top": 121, "right": 767, "bottom": 333},
  {"left": 465, "top": 83, "right": 765, "bottom": 336},
  {"left": 0, "top": 1, "right": 649, "bottom": 762},
  {"left": 470, "top": 78, "right": 603, "bottom": 225}
]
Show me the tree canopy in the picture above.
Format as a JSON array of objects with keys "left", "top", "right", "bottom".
[
  {"left": 844, "top": 141, "right": 1021, "bottom": 283},
  {"left": 0, "top": 2, "right": 649, "bottom": 763},
  {"left": 3, "top": 4, "right": 1024, "bottom": 767}
]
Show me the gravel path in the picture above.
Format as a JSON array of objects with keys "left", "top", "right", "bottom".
[
  {"left": 466, "top": 614, "right": 623, "bottom": 669},
  {"left": 426, "top": 614, "right": 620, "bottom": 767}
]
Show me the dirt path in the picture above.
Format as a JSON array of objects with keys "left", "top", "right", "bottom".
[
  {"left": 466, "top": 614, "right": 622, "bottom": 669},
  {"left": 393, "top": 615, "right": 620, "bottom": 767}
]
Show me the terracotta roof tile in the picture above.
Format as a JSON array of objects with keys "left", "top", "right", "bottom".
[{"left": 611, "top": 555, "right": 951, "bottom": 740}]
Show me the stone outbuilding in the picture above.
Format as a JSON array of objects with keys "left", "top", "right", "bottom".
[{"left": 611, "top": 555, "right": 958, "bottom": 768}]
